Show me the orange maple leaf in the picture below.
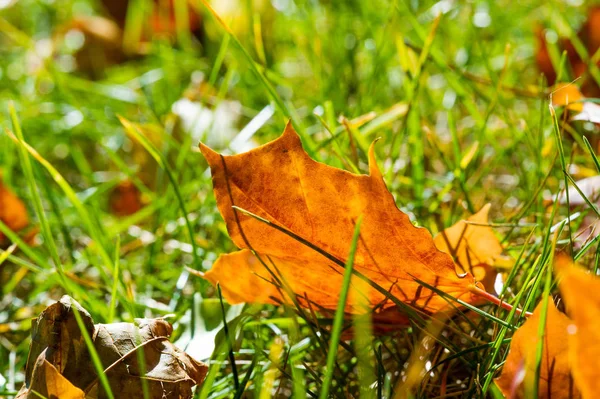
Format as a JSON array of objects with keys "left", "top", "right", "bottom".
[
  {"left": 496, "top": 298, "right": 580, "bottom": 399},
  {"left": 199, "top": 123, "right": 484, "bottom": 314}
]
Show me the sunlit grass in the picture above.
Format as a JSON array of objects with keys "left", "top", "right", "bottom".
[{"left": 1, "top": 0, "right": 599, "bottom": 398}]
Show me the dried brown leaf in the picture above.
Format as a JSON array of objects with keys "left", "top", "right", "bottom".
[
  {"left": 16, "top": 350, "right": 85, "bottom": 399},
  {"left": 17, "top": 296, "right": 207, "bottom": 399}
]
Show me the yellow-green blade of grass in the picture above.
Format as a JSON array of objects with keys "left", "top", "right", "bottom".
[
  {"left": 3, "top": 129, "right": 115, "bottom": 287},
  {"left": 198, "top": 0, "right": 313, "bottom": 152},
  {"left": 8, "top": 104, "right": 65, "bottom": 284},
  {"left": 70, "top": 300, "right": 115, "bottom": 399},
  {"left": 319, "top": 217, "right": 362, "bottom": 399}
]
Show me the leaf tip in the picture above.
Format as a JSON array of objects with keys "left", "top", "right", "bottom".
[
  {"left": 368, "top": 139, "right": 383, "bottom": 179},
  {"left": 199, "top": 142, "right": 220, "bottom": 167},
  {"left": 281, "top": 120, "right": 303, "bottom": 145}
]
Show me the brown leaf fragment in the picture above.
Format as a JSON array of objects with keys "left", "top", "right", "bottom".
[
  {"left": 22, "top": 296, "right": 96, "bottom": 390},
  {"left": 556, "top": 255, "right": 600, "bottom": 399},
  {"left": 109, "top": 180, "right": 144, "bottom": 216},
  {"left": 433, "top": 204, "right": 504, "bottom": 291},
  {"left": 90, "top": 318, "right": 206, "bottom": 398},
  {"left": 200, "top": 122, "right": 482, "bottom": 314},
  {"left": 17, "top": 296, "right": 207, "bottom": 399},
  {"left": 102, "top": 0, "right": 203, "bottom": 40},
  {"left": 496, "top": 298, "right": 580, "bottom": 399},
  {"left": 0, "top": 181, "right": 29, "bottom": 245},
  {"left": 16, "top": 350, "right": 85, "bottom": 399},
  {"left": 536, "top": 6, "right": 600, "bottom": 97}
]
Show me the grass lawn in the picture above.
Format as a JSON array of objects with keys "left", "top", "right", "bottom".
[{"left": 0, "top": 0, "right": 598, "bottom": 398}]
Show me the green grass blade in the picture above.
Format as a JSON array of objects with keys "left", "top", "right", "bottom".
[
  {"left": 118, "top": 116, "right": 201, "bottom": 271},
  {"left": 319, "top": 217, "right": 362, "bottom": 399},
  {"left": 8, "top": 104, "right": 66, "bottom": 285},
  {"left": 70, "top": 300, "right": 115, "bottom": 399}
]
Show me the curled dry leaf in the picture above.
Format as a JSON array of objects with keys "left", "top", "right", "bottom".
[
  {"left": 19, "top": 350, "right": 85, "bottom": 399},
  {"left": 496, "top": 298, "right": 580, "bottom": 399},
  {"left": 556, "top": 255, "right": 600, "bottom": 399},
  {"left": 16, "top": 296, "right": 207, "bottom": 399},
  {"left": 433, "top": 204, "right": 504, "bottom": 292},
  {"left": 199, "top": 122, "right": 483, "bottom": 314},
  {"left": 0, "top": 181, "right": 30, "bottom": 245}
]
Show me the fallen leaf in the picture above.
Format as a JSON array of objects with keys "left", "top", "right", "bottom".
[
  {"left": 200, "top": 122, "right": 482, "bottom": 314},
  {"left": 551, "top": 84, "right": 584, "bottom": 112},
  {"left": 109, "top": 180, "right": 144, "bottom": 216},
  {"left": 556, "top": 255, "right": 600, "bottom": 399},
  {"left": 102, "top": 0, "right": 202, "bottom": 40},
  {"left": 0, "top": 181, "right": 29, "bottom": 245},
  {"left": 60, "top": 1, "right": 202, "bottom": 77},
  {"left": 548, "top": 83, "right": 600, "bottom": 125},
  {"left": 17, "top": 296, "right": 207, "bottom": 399},
  {"left": 536, "top": 7, "right": 600, "bottom": 97},
  {"left": 62, "top": 16, "right": 126, "bottom": 79},
  {"left": 433, "top": 204, "right": 503, "bottom": 291},
  {"left": 535, "top": 26, "right": 558, "bottom": 88},
  {"left": 17, "top": 350, "right": 85, "bottom": 399},
  {"left": 496, "top": 298, "right": 580, "bottom": 399}
]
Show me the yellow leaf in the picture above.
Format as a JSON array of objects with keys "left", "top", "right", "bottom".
[
  {"left": 19, "top": 351, "right": 85, "bottom": 399},
  {"left": 434, "top": 204, "right": 503, "bottom": 291},
  {"left": 200, "top": 122, "right": 482, "bottom": 314},
  {"left": 556, "top": 255, "right": 600, "bottom": 399},
  {"left": 552, "top": 84, "right": 584, "bottom": 112},
  {"left": 496, "top": 298, "right": 580, "bottom": 399}
]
